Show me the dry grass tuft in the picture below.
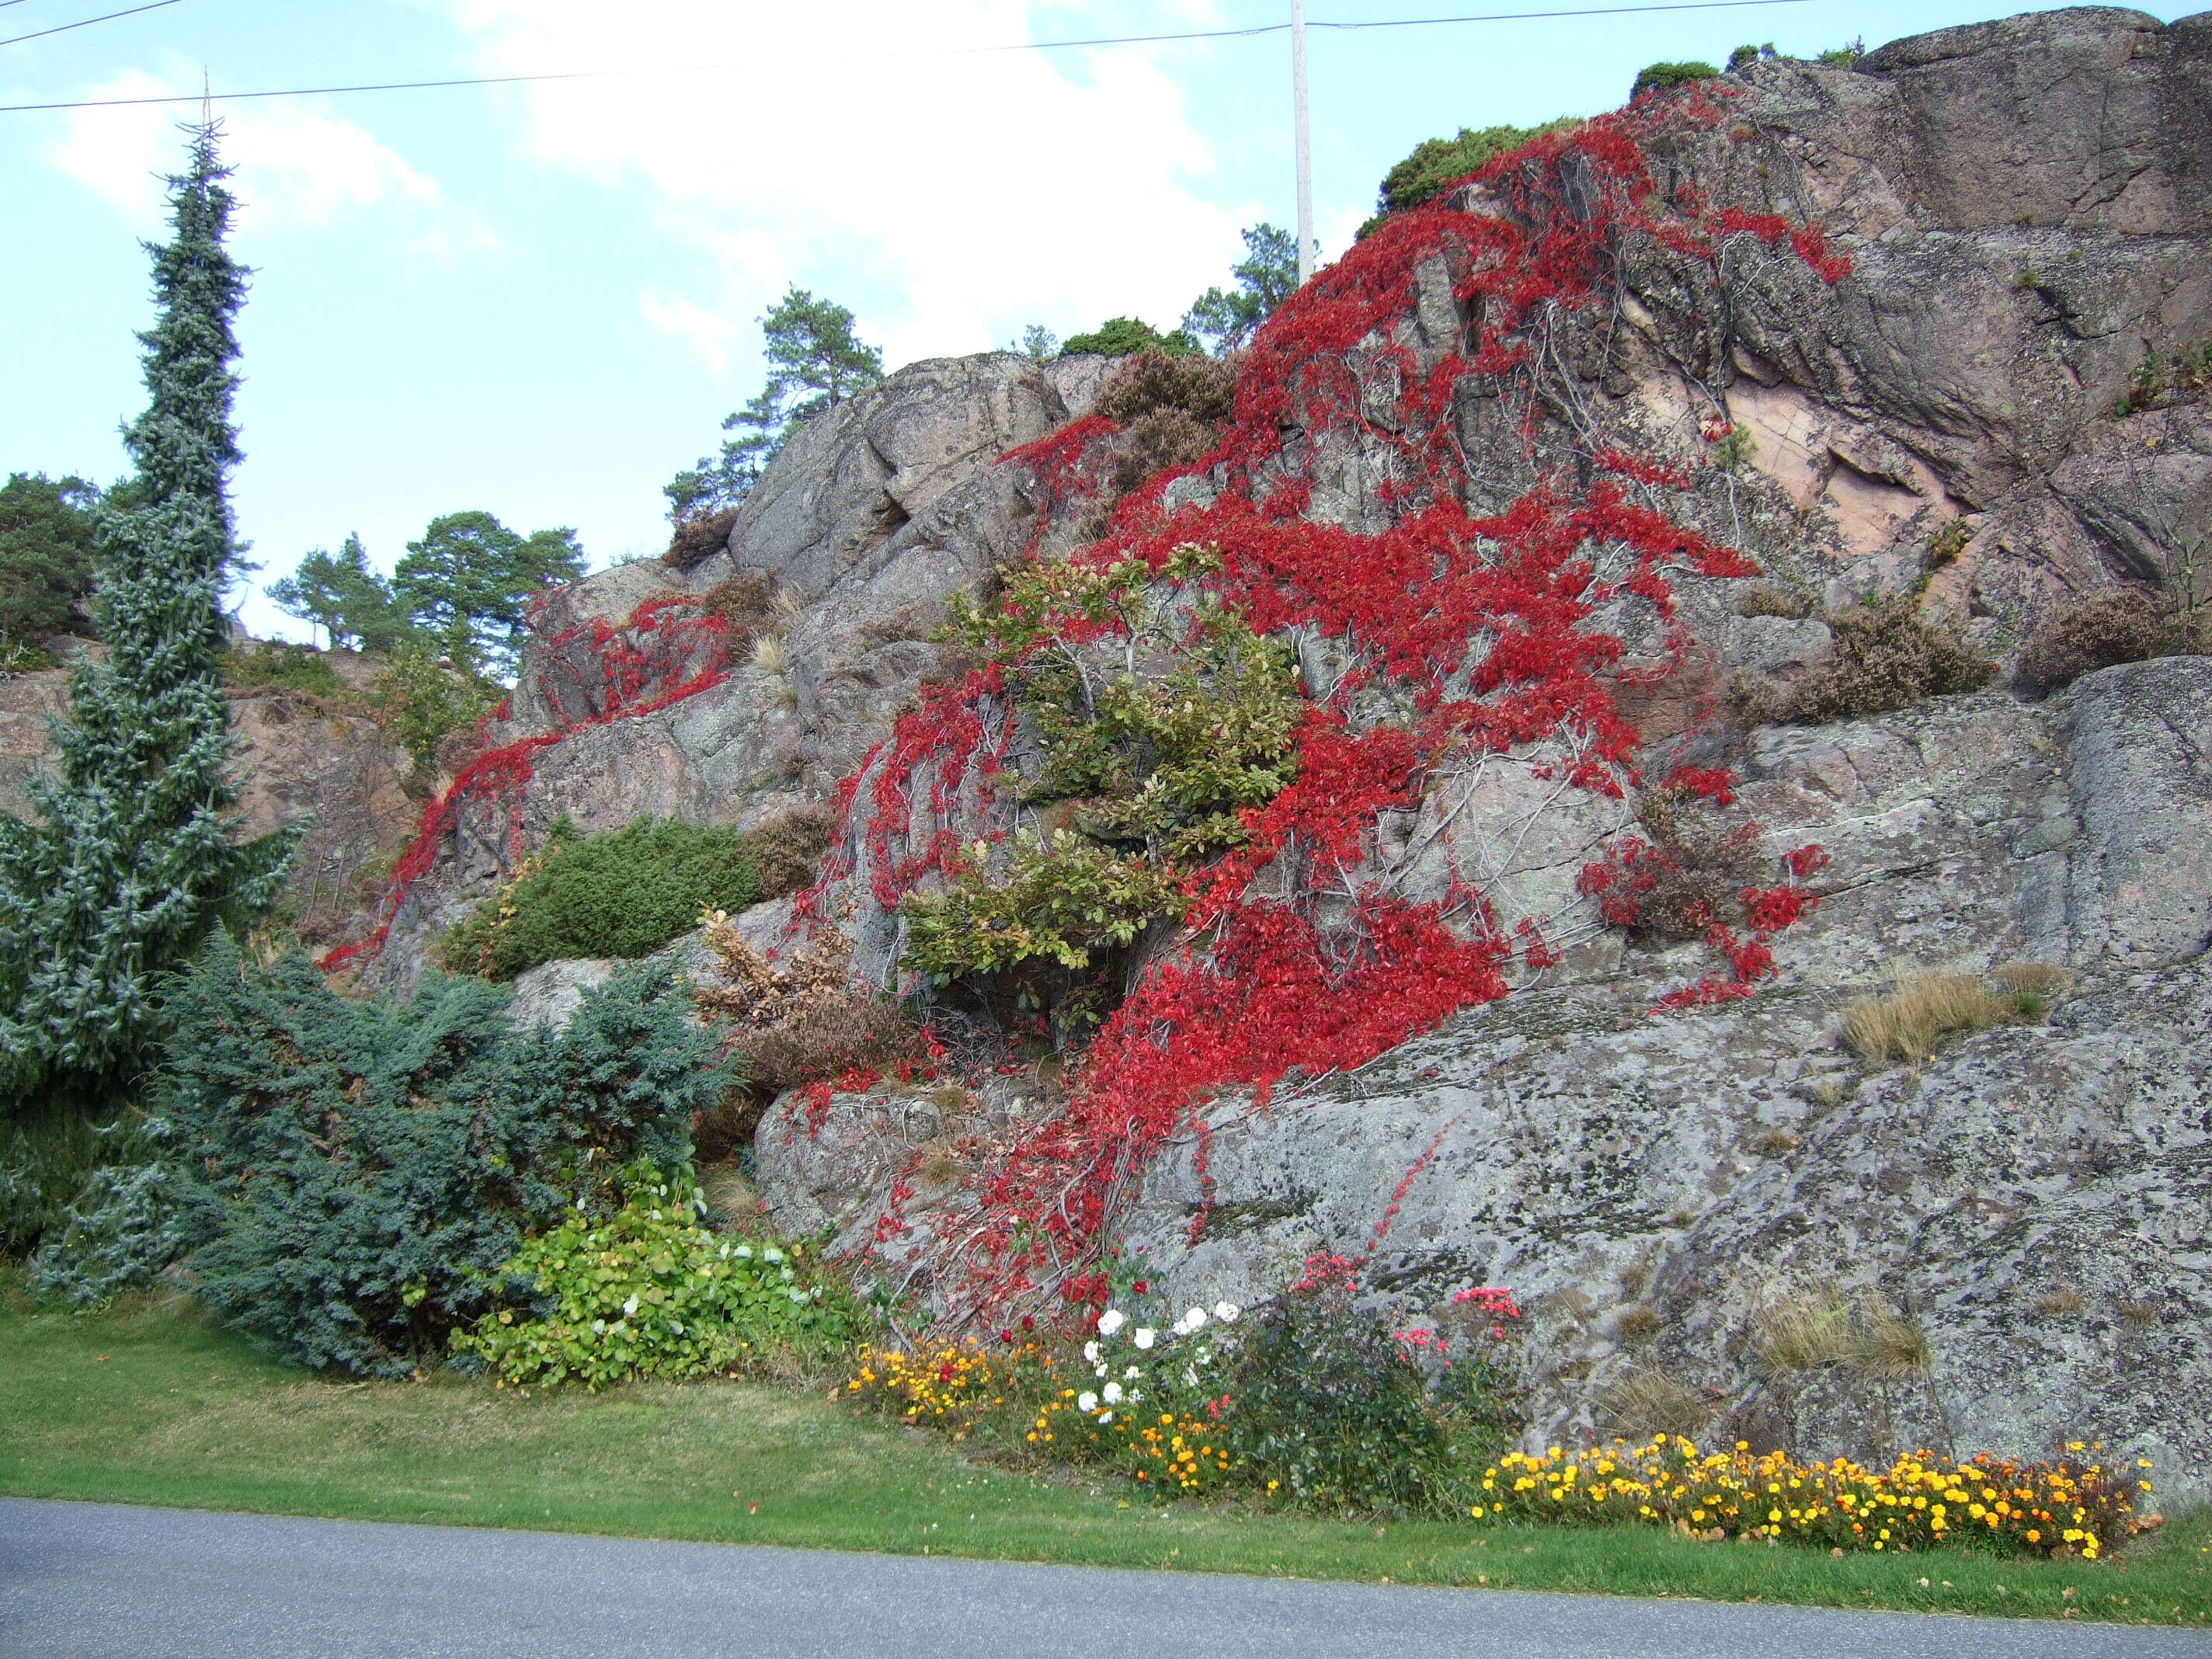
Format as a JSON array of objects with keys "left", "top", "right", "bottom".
[
  {"left": 1613, "top": 1306, "right": 1664, "bottom": 1344},
  {"left": 2034, "top": 1287, "right": 2085, "bottom": 1319},
  {"left": 1752, "top": 1296, "right": 1859, "bottom": 1375},
  {"left": 1600, "top": 1368, "right": 1711, "bottom": 1440},
  {"left": 1856, "top": 1303, "right": 1932, "bottom": 1380},
  {"left": 751, "top": 634, "right": 787, "bottom": 677},
  {"left": 1752, "top": 1294, "right": 1929, "bottom": 1380},
  {"left": 1841, "top": 970, "right": 2013, "bottom": 1066},
  {"left": 1992, "top": 960, "right": 2071, "bottom": 998}
]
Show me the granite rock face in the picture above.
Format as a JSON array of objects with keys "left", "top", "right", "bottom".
[
  {"left": 331, "top": 7, "right": 2212, "bottom": 1487},
  {"left": 1, "top": 656, "right": 416, "bottom": 949},
  {"left": 367, "top": 352, "right": 1107, "bottom": 986}
]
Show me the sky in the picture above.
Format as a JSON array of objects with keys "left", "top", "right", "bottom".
[{"left": 2, "top": 0, "right": 2196, "bottom": 641}]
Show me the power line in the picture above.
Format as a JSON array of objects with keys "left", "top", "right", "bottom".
[
  {"left": 0, "top": 0, "right": 1813, "bottom": 113},
  {"left": 0, "top": 0, "right": 181, "bottom": 50}
]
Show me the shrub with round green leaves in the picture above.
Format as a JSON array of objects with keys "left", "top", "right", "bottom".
[{"left": 454, "top": 1161, "right": 862, "bottom": 1389}]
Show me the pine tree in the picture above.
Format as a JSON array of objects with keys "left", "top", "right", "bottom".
[{"left": 0, "top": 121, "right": 297, "bottom": 1115}]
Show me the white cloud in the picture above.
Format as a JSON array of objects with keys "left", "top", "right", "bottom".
[
  {"left": 47, "top": 68, "right": 457, "bottom": 236},
  {"left": 640, "top": 290, "right": 744, "bottom": 374},
  {"left": 434, "top": 1, "right": 1253, "bottom": 366}
]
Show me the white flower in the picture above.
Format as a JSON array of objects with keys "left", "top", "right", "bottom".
[
  {"left": 1132, "top": 1327, "right": 1156, "bottom": 1350},
  {"left": 1123, "top": 1365, "right": 1140, "bottom": 1380},
  {"left": 733, "top": 1243, "right": 753, "bottom": 1258},
  {"left": 1078, "top": 1391, "right": 1099, "bottom": 1412},
  {"left": 669, "top": 1321, "right": 683, "bottom": 1336},
  {"left": 1214, "top": 1300, "right": 1240, "bottom": 1322},
  {"left": 1082, "top": 1341, "right": 1101, "bottom": 1364},
  {"left": 1181, "top": 1306, "right": 1208, "bottom": 1334},
  {"left": 1102, "top": 1381, "right": 1124, "bottom": 1404},
  {"left": 1098, "top": 1410, "right": 1114, "bottom": 1424},
  {"left": 788, "top": 1289, "right": 809, "bottom": 1303},
  {"left": 591, "top": 1319, "right": 607, "bottom": 1334},
  {"left": 1097, "top": 1309, "right": 1126, "bottom": 1337},
  {"left": 763, "top": 1247, "right": 785, "bottom": 1264},
  {"left": 1094, "top": 1363, "right": 1108, "bottom": 1378},
  {"left": 649, "top": 1210, "right": 663, "bottom": 1222},
  {"left": 621, "top": 1293, "right": 640, "bottom": 1316}
]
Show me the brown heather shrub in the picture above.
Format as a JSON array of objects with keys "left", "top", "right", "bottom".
[
  {"left": 664, "top": 506, "right": 738, "bottom": 569},
  {"left": 1776, "top": 602, "right": 1995, "bottom": 724},
  {"left": 746, "top": 801, "right": 836, "bottom": 899},
  {"left": 2012, "top": 590, "right": 2172, "bottom": 694},
  {"left": 1094, "top": 350, "right": 1237, "bottom": 426},
  {"left": 1734, "top": 581, "right": 1813, "bottom": 620},
  {"left": 1112, "top": 407, "right": 1220, "bottom": 493},
  {"left": 1620, "top": 784, "right": 1769, "bottom": 943},
  {"left": 694, "top": 912, "right": 914, "bottom": 1093},
  {"left": 703, "top": 569, "right": 777, "bottom": 641},
  {"left": 743, "top": 994, "right": 912, "bottom": 1093},
  {"left": 1840, "top": 970, "right": 2013, "bottom": 1066}
]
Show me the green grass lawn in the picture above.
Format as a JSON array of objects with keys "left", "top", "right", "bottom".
[{"left": 4, "top": 1289, "right": 2207, "bottom": 1626}]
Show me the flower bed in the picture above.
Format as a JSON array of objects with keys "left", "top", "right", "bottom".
[{"left": 1475, "top": 1438, "right": 2151, "bottom": 1560}]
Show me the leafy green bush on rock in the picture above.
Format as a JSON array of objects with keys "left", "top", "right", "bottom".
[
  {"left": 1060, "top": 317, "right": 1200, "bottom": 360},
  {"left": 454, "top": 1160, "right": 861, "bottom": 1389},
  {"left": 1372, "top": 119, "right": 1581, "bottom": 220},
  {"left": 442, "top": 816, "right": 760, "bottom": 979},
  {"left": 156, "top": 937, "right": 724, "bottom": 1377}
]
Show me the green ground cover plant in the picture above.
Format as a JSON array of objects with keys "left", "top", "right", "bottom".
[
  {"left": 2, "top": 1286, "right": 2204, "bottom": 1626},
  {"left": 453, "top": 1160, "right": 861, "bottom": 1389}
]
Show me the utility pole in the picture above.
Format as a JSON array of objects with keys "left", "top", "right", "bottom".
[{"left": 1292, "top": 0, "right": 1313, "bottom": 285}]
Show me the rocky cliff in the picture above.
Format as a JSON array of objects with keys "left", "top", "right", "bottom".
[
  {"left": 2, "top": 649, "right": 416, "bottom": 948},
  {"left": 339, "top": 9, "right": 2210, "bottom": 1493}
]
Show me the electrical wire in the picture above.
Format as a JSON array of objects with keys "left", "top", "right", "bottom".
[
  {"left": 0, "top": 0, "right": 180, "bottom": 50},
  {"left": 0, "top": 0, "right": 1814, "bottom": 113}
]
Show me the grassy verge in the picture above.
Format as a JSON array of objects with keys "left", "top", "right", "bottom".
[{"left": 3, "top": 1289, "right": 2206, "bottom": 1626}]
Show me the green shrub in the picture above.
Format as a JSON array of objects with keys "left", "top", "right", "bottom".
[
  {"left": 1372, "top": 118, "right": 1581, "bottom": 218},
  {"left": 1631, "top": 61, "right": 1720, "bottom": 99},
  {"left": 1223, "top": 1264, "right": 1451, "bottom": 1513},
  {"left": 158, "top": 937, "right": 725, "bottom": 1376},
  {"left": 25, "top": 1148, "right": 208, "bottom": 1308},
  {"left": 901, "top": 828, "right": 1184, "bottom": 987},
  {"left": 1060, "top": 318, "right": 1200, "bottom": 360},
  {"left": 1815, "top": 38, "right": 1865, "bottom": 67},
  {"left": 0, "top": 1106, "right": 133, "bottom": 1257},
  {"left": 442, "top": 816, "right": 760, "bottom": 979},
  {"left": 453, "top": 1160, "right": 861, "bottom": 1389},
  {"left": 221, "top": 640, "right": 344, "bottom": 698}
]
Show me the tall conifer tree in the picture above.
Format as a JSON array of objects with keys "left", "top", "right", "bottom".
[{"left": 0, "top": 121, "right": 296, "bottom": 1112}]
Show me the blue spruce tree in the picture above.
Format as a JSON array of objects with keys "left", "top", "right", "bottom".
[{"left": 0, "top": 121, "right": 297, "bottom": 1112}]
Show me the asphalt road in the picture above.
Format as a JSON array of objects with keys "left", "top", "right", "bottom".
[{"left": 2, "top": 1498, "right": 2207, "bottom": 1659}]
